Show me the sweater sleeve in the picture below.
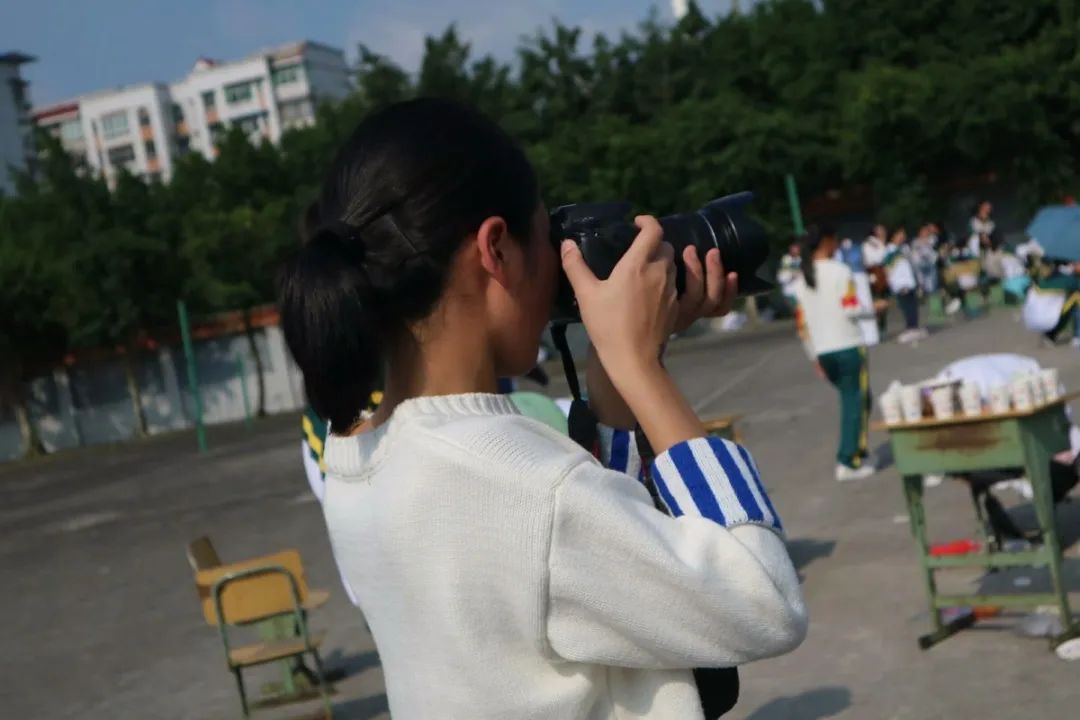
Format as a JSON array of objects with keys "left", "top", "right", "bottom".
[
  {"left": 596, "top": 424, "right": 643, "bottom": 480},
  {"left": 546, "top": 437, "right": 807, "bottom": 669}
]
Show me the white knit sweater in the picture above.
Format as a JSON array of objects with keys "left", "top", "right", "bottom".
[{"left": 322, "top": 394, "right": 806, "bottom": 719}]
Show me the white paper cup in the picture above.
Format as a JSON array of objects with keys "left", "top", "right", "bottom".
[
  {"left": 959, "top": 381, "right": 982, "bottom": 417},
  {"left": 1011, "top": 378, "right": 1033, "bottom": 412},
  {"left": 900, "top": 385, "right": 923, "bottom": 423},
  {"left": 930, "top": 387, "right": 955, "bottom": 420},
  {"left": 1040, "top": 368, "right": 1060, "bottom": 401},
  {"left": 1029, "top": 374, "right": 1046, "bottom": 407},
  {"left": 880, "top": 391, "right": 903, "bottom": 425},
  {"left": 988, "top": 384, "right": 1011, "bottom": 414}
]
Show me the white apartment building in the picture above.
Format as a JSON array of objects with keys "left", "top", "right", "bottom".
[
  {"left": 0, "top": 52, "right": 36, "bottom": 195},
  {"left": 37, "top": 83, "right": 176, "bottom": 183},
  {"left": 32, "top": 41, "right": 351, "bottom": 185}
]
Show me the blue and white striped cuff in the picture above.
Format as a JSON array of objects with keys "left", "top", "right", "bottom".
[
  {"left": 651, "top": 437, "right": 782, "bottom": 531},
  {"left": 597, "top": 425, "right": 643, "bottom": 481}
]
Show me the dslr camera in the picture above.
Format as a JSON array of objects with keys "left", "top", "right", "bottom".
[{"left": 550, "top": 192, "right": 771, "bottom": 323}]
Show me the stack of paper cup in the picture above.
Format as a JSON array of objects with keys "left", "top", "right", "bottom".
[
  {"left": 988, "top": 384, "right": 1011, "bottom": 414},
  {"left": 880, "top": 389, "right": 903, "bottom": 425},
  {"left": 1011, "top": 376, "right": 1034, "bottom": 412},
  {"left": 900, "top": 385, "right": 923, "bottom": 423},
  {"left": 1040, "top": 368, "right": 1060, "bottom": 402},
  {"left": 1028, "top": 372, "right": 1046, "bottom": 406},
  {"left": 959, "top": 381, "right": 982, "bottom": 417},
  {"left": 930, "top": 386, "right": 955, "bottom": 420}
]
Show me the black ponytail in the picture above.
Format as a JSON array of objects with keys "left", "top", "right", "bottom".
[
  {"left": 278, "top": 98, "right": 539, "bottom": 431},
  {"left": 800, "top": 230, "right": 820, "bottom": 290},
  {"left": 799, "top": 224, "right": 836, "bottom": 291}
]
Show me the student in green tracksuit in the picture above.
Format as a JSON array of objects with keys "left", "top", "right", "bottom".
[{"left": 793, "top": 226, "right": 882, "bottom": 482}]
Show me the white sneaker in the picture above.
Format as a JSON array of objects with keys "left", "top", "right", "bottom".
[
  {"left": 897, "top": 329, "right": 917, "bottom": 344},
  {"left": 924, "top": 473, "right": 945, "bottom": 488},
  {"left": 836, "top": 464, "right": 877, "bottom": 482},
  {"left": 945, "top": 298, "right": 962, "bottom": 315},
  {"left": 1071, "top": 338, "right": 1080, "bottom": 349}
]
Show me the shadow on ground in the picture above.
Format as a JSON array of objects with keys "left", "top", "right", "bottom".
[
  {"left": 786, "top": 538, "right": 836, "bottom": 583},
  {"left": 323, "top": 649, "right": 381, "bottom": 678},
  {"left": 743, "top": 686, "right": 852, "bottom": 720},
  {"left": 871, "top": 441, "right": 893, "bottom": 472},
  {"left": 332, "top": 693, "right": 389, "bottom": 719}
]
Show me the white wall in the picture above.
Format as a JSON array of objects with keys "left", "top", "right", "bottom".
[{"left": 0, "top": 326, "right": 306, "bottom": 462}]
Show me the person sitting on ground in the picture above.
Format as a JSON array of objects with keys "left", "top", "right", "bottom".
[
  {"left": 884, "top": 228, "right": 927, "bottom": 344},
  {"left": 278, "top": 97, "right": 806, "bottom": 720}
]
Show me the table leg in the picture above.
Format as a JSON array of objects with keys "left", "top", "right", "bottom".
[{"left": 1023, "top": 439, "right": 1078, "bottom": 646}]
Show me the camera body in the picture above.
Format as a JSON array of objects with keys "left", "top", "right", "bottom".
[{"left": 550, "top": 192, "right": 772, "bottom": 323}]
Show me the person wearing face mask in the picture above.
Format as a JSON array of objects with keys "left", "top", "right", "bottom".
[{"left": 278, "top": 98, "right": 806, "bottom": 720}]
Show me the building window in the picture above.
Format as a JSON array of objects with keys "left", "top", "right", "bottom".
[
  {"left": 137, "top": 107, "right": 151, "bottom": 127},
  {"left": 209, "top": 123, "right": 226, "bottom": 144},
  {"left": 176, "top": 136, "right": 191, "bottom": 155},
  {"left": 279, "top": 98, "right": 313, "bottom": 128},
  {"left": 106, "top": 144, "right": 136, "bottom": 168},
  {"left": 235, "top": 113, "right": 263, "bottom": 136},
  {"left": 59, "top": 119, "right": 83, "bottom": 142},
  {"left": 101, "top": 111, "right": 130, "bottom": 139},
  {"left": 172, "top": 103, "right": 184, "bottom": 122},
  {"left": 271, "top": 64, "right": 303, "bottom": 86},
  {"left": 145, "top": 139, "right": 157, "bottom": 159},
  {"left": 224, "top": 81, "right": 254, "bottom": 104},
  {"left": 202, "top": 90, "right": 216, "bottom": 110}
]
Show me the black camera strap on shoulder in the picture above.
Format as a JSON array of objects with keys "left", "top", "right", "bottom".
[
  {"left": 550, "top": 323, "right": 599, "bottom": 455},
  {"left": 548, "top": 323, "right": 739, "bottom": 719}
]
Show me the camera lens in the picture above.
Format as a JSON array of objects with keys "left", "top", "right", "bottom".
[{"left": 660, "top": 192, "right": 772, "bottom": 298}]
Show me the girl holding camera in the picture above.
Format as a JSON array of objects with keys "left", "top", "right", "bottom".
[{"left": 279, "top": 98, "right": 805, "bottom": 719}]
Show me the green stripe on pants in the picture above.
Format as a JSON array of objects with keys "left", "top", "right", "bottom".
[{"left": 818, "top": 346, "right": 870, "bottom": 468}]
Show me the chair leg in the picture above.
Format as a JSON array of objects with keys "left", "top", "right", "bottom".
[
  {"left": 309, "top": 649, "right": 334, "bottom": 719},
  {"left": 232, "top": 667, "right": 250, "bottom": 718}
]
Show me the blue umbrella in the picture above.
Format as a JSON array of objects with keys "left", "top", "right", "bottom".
[{"left": 1026, "top": 205, "right": 1080, "bottom": 261}]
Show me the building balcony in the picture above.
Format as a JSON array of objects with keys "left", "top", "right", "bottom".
[
  {"left": 147, "top": 157, "right": 160, "bottom": 173},
  {"left": 140, "top": 125, "right": 154, "bottom": 141},
  {"left": 206, "top": 108, "right": 219, "bottom": 124},
  {"left": 175, "top": 120, "right": 189, "bottom": 136}
]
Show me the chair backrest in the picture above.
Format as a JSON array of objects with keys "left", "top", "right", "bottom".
[
  {"left": 195, "top": 549, "right": 310, "bottom": 626},
  {"left": 186, "top": 536, "right": 222, "bottom": 572}
]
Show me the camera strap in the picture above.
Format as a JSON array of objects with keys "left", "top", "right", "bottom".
[{"left": 550, "top": 323, "right": 599, "bottom": 455}]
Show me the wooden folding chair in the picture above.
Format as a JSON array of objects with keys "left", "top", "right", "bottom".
[
  {"left": 186, "top": 535, "right": 222, "bottom": 572},
  {"left": 196, "top": 550, "right": 333, "bottom": 718},
  {"left": 703, "top": 415, "right": 743, "bottom": 444}
]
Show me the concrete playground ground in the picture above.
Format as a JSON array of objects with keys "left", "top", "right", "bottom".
[{"left": 3, "top": 307, "right": 1080, "bottom": 720}]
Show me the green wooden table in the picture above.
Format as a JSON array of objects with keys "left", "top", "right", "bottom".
[{"left": 874, "top": 392, "right": 1080, "bottom": 650}]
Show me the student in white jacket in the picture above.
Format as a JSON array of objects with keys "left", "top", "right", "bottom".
[{"left": 278, "top": 99, "right": 806, "bottom": 720}]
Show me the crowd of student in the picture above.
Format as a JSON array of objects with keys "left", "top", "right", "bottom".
[{"left": 779, "top": 201, "right": 1077, "bottom": 346}]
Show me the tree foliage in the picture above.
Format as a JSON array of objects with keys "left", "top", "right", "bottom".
[{"left": 2, "top": 0, "right": 1079, "bottom": 453}]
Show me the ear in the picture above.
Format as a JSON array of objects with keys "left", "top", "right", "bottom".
[{"left": 476, "top": 215, "right": 511, "bottom": 287}]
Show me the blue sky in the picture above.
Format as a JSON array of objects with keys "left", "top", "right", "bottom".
[{"left": 3, "top": 0, "right": 743, "bottom": 106}]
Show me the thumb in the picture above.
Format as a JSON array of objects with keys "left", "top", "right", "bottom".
[{"left": 561, "top": 240, "right": 597, "bottom": 294}]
